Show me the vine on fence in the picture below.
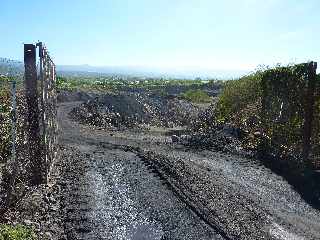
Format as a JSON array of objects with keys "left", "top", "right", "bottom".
[
  {"left": 260, "top": 62, "right": 318, "bottom": 169},
  {"left": 215, "top": 62, "right": 319, "bottom": 170},
  {"left": 0, "top": 85, "right": 28, "bottom": 212}
]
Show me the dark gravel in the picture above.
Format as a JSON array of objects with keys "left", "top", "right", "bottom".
[
  {"left": 56, "top": 101, "right": 320, "bottom": 239},
  {"left": 69, "top": 91, "right": 203, "bottom": 129},
  {"left": 58, "top": 102, "right": 223, "bottom": 240}
]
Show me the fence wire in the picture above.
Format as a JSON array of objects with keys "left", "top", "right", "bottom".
[
  {"left": 38, "top": 43, "right": 58, "bottom": 181},
  {"left": 260, "top": 62, "right": 319, "bottom": 169},
  {"left": 0, "top": 42, "right": 58, "bottom": 213}
]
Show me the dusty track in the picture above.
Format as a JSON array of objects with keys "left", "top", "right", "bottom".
[
  {"left": 58, "top": 101, "right": 320, "bottom": 240},
  {"left": 58, "top": 102, "right": 222, "bottom": 240}
]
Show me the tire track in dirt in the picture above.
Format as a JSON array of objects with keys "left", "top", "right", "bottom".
[
  {"left": 58, "top": 101, "right": 320, "bottom": 240},
  {"left": 58, "top": 133, "right": 223, "bottom": 239}
]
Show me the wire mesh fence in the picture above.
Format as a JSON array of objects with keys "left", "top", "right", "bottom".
[
  {"left": 0, "top": 80, "right": 29, "bottom": 212},
  {"left": 0, "top": 42, "right": 58, "bottom": 213},
  {"left": 38, "top": 42, "right": 58, "bottom": 182},
  {"left": 260, "top": 62, "right": 319, "bottom": 170}
]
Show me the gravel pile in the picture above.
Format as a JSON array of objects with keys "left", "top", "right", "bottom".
[
  {"left": 69, "top": 92, "right": 202, "bottom": 130},
  {"left": 57, "top": 90, "right": 98, "bottom": 103}
]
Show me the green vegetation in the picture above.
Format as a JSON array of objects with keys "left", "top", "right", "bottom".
[
  {"left": 259, "top": 64, "right": 318, "bottom": 159},
  {"left": 0, "top": 77, "right": 11, "bottom": 163},
  {"left": 0, "top": 75, "right": 23, "bottom": 89},
  {"left": 56, "top": 76, "right": 94, "bottom": 91},
  {"left": 0, "top": 225, "right": 36, "bottom": 240},
  {"left": 0, "top": 75, "right": 10, "bottom": 85},
  {"left": 56, "top": 76, "right": 218, "bottom": 91},
  {"left": 179, "top": 89, "right": 212, "bottom": 103},
  {"left": 216, "top": 72, "right": 262, "bottom": 122},
  {"left": 214, "top": 63, "right": 320, "bottom": 171}
]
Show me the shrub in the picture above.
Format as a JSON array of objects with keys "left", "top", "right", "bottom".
[
  {"left": 56, "top": 76, "right": 75, "bottom": 90},
  {"left": 0, "top": 225, "right": 36, "bottom": 240},
  {"left": 0, "top": 88, "right": 11, "bottom": 163},
  {"left": 56, "top": 76, "right": 217, "bottom": 92},
  {"left": 179, "top": 89, "right": 212, "bottom": 103},
  {"left": 216, "top": 72, "right": 262, "bottom": 122},
  {"left": 214, "top": 64, "right": 320, "bottom": 168}
]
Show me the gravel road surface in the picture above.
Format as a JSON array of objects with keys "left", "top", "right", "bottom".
[
  {"left": 58, "top": 102, "right": 223, "bottom": 239},
  {"left": 58, "top": 101, "right": 320, "bottom": 240}
]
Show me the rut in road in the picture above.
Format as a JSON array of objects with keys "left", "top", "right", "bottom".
[
  {"left": 57, "top": 101, "right": 320, "bottom": 240},
  {"left": 59, "top": 145, "right": 223, "bottom": 240}
]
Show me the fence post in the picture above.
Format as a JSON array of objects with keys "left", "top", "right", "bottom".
[
  {"left": 24, "top": 44, "right": 44, "bottom": 185},
  {"left": 302, "top": 61, "right": 317, "bottom": 168}
]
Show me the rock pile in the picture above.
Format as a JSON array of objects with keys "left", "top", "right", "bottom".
[{"left": 69, "top": 92, "right": 202, "bottom": 130}]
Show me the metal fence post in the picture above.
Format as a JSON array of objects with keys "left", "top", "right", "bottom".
[
  {"left": 302, "top": 61, "right": 317, "bottom": 168},
  {"left": 24, "top": 44, "right": 44, "bottom": 185}
]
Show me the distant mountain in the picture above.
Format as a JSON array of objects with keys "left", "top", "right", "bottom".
[
  {"left": 0, "top": 58, "right": 249, "bottom": 79},
  {"left": 56, "top": 65, "right": 160, "bottom": 78},
  {"left": 0, "top": 58, "right": 24, "bottom": 76},
  {"left": 57, "top": 65, "right": 249, "bottom": 79}
]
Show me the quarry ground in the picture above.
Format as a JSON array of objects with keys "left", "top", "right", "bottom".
[{"left": 55, "top": 98, "right": 320, "bottom": 240}]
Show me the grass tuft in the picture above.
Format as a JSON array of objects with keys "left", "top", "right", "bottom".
[
  {"left": 0, "top": 225, "right": 36, "bottom": 240},
  {"left": 179, "top": 89, "right": 212, "bottom": 103}
]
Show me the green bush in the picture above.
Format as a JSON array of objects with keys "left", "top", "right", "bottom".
[
  {"left": 215, "top": 64, "right": 320, "bottom": 166},
  {"left": 0, "top": 225, "right": 36, "bottom": 240},
  {"left": 216, "top": 72, "right": 262, "bottom": 122},
  {"left": 56, "top": 76, "right": 216, "bottom": 92},
  {"left": 0, "top": 88, "right": 11, "bottom": 163},
  {"left": 179, "top": 89, "right": 212, "bottom": 103},
  {"left": 56, "top": 76, "right": 77, "bottom": 90}
]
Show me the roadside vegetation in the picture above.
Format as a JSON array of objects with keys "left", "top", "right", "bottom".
[
  {"left": 0, "top": 225, "right": 36, "bottom": 240},
  {"left": 215, "top": 66, "right": 320, "bottom": 161},
  {"left": 179, "top": 89, "right": 212, "bottom": 103},
  {"left": 204, "top": 64, "right": 320, "bottom": 207},
  {"left": 56, "top": 75, "right": 222, "bottom": 92},
  {"left": 215, "top": 72, "right": 262, "bottom": 123},
  {"left": 0, "top": 77, "right": 11, "bottom": 163}
]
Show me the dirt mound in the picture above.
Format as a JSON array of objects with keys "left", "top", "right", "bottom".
[
  {"left": 57, "top": 90, "right": 98, "bottom": 103},
  {"left": 69, "top": 92, "right": 202, "bottom": 130}
]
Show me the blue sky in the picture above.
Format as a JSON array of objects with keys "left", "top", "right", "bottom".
[{"left": 0, "top": 0, "right": 319, "bottom": 72}]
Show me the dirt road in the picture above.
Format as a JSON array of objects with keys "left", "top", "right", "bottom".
[{"left": 58, "top": 101, "right": 320, "bottom": 240}]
